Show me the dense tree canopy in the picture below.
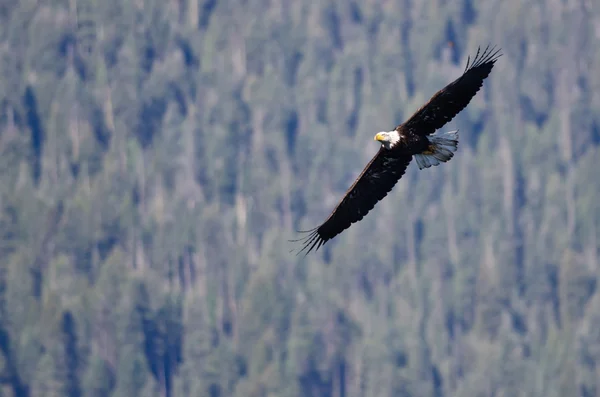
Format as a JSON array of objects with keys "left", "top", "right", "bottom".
[{"left": 1, "top": 0, "right": 600, "bottom": 396}]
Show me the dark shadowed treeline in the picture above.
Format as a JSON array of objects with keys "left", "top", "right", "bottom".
[{"left": 1, "top": 0, "right": 600, "bottom": 396}]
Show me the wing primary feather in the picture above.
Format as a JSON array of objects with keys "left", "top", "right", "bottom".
[
  {"left": 294, "top": 227, "right": 319, "bottom": 234},
  {"left": 288, "top": 229, "right": 316, "bottom": 243},
  {"left": 288, "top": 227, "right": 318, "bottom": 242},
  {"left": 292, "top": 230, "right": 322, "bottom": 257},
  {"left": 464, "top": 44, "right": 502, "bottom": 73}
]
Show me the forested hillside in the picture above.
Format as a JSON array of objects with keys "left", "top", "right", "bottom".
[{"left": 1, "top": 0, "right": 600, "bottom": 396}]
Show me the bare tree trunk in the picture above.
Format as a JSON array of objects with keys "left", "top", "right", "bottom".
[
  {"left": 187, "top": 0, "right": 199, "bottom": 28},
  {"left": 499, "top": 135, "right": 514, "bottom": 230},
  {"left": 444, "top": 179, "right": 460, "bottom": 265}
]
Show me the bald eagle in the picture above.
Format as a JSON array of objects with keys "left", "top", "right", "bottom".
[{"left": 292, "top": 45, "right": 502, "bottom": 256}]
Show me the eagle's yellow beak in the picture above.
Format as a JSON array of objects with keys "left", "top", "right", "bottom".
[{"left": 374, "top": 133, "right": 384, "bottom": 141}]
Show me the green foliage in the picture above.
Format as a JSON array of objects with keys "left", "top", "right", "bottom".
[{"left": 1, "top": 0, "right": 599, "bottom": 395}]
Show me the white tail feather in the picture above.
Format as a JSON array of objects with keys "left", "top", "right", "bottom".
[{"left": 414, "top": 130, "right": 459, "bottom": 170}]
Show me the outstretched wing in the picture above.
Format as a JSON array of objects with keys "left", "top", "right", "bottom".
[
  {"left": 292, "top": 148, "right": 412, "bottom": 256},
  {"left": 400, "top": 45, "right": 502, "bottom": 136}
]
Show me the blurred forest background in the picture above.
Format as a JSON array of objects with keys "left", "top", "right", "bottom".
[{"left": 1, "top": 0, "right": 600, "bottom": 396}]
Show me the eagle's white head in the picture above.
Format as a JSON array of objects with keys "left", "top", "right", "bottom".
[{"left": 374, "top": 130, "right": 401, "bottom": 149}]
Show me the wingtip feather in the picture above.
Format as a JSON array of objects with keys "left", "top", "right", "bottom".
[
  {"left": 464, "top": 44, "right": 503, "bottom": 73},
  {"left": 289, "top": 228, "right": 325, "bottom": 257}
]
